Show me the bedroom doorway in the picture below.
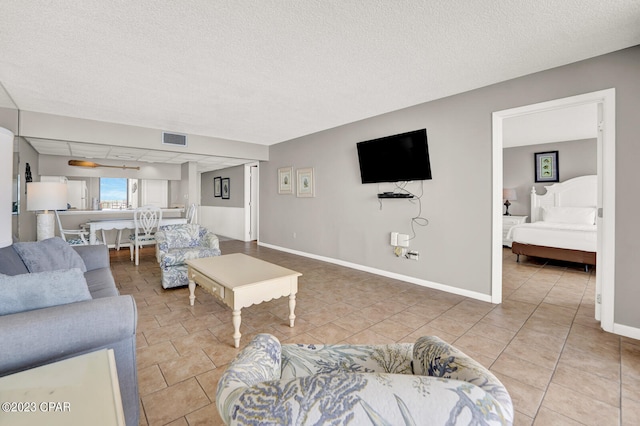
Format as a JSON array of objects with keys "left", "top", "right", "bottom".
[{"left": 491, "top": 88, "right": 616, "bottom": 333}]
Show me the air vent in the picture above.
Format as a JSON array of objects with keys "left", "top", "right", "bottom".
[{"left": 162, "top": 132, "right": 187, "bottom": 147}]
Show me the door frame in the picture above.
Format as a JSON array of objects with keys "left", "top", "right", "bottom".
[
  {"left": 244, "top": 162, "right": 259, "bottom": 241},
  {"left": 491, "top": 88, "right": 615, "bottom": 332}
]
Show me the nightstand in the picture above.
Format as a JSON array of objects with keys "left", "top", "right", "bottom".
[{"left": 503, "top": 215, "right": 527, "bottom": 247}]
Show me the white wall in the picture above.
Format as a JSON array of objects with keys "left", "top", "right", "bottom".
[{"left": 200, "top": 206, "right": 246, "bottom": 241}]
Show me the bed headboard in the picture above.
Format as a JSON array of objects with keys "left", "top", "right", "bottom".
[{"left": 530, "top": 175, "right": 597, "bottom": 222}]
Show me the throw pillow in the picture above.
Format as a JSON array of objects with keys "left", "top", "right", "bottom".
[
  {"left": 0, "top": 268, "right": 92, "bottom": 316},
  {"left": 13, "top": 237, "right": 87, "bottom": 273}
]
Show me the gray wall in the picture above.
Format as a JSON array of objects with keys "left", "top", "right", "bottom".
[
  {"left": 504, "top": 139, "right": 597, "bottom": 217},
  {"left": 201, "top": 165, "right": 245, "bottom": 208},
  {"left": 260, "top": 45, "right": 640, "bottom": 328}
]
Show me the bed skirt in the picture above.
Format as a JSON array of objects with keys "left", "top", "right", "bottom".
[{"left": 511, "top": 242, "right": 596, "bottom": 266}]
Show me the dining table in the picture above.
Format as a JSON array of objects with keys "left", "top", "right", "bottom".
[{"left": 87, "top": 217, "right": 188, "bottom": 245}]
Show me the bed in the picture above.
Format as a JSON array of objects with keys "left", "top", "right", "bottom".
[{"left": 508, "top": 175, "right": 597, "bottom": 270}]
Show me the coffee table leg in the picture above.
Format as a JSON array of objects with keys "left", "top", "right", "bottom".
[
  {"left": 289, "top": 293, "right": 296, "bottom": 327},
  {"left": 232, "top": 309, "right": 242, "bottom": 348},
  {"left": 188, "top": 279, "right": 196, "bottom": 306}
]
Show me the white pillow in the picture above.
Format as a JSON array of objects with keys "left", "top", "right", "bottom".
[{"left": 542, "top": 206, "right": 596, "bottom": 225}]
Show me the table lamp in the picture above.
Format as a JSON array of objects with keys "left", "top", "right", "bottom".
[
  {"left": 502, "top": 188, "right": 517, "bottom": 216},
  {"left": 27, "top": 182, "right": 68, "bottom": 241}
]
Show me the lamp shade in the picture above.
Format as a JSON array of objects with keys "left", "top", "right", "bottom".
[
  {"left": 502, "top": 188, "right": 517, "bottom": 201},
  {"left": 27, "top": 182, "right": 68, "bottom": 211}
]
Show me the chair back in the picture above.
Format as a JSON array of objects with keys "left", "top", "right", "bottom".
[
  {"left": 186, "top": 203, "right": 197, "bottom": 224},
  {"left": 54, "top": 210, "right": 67, "bottom": 242},
  {"left": 54, "top": 210, "right": 88, "bottom": 245},
  {"left": 134, "top": 206, "right": 163, "bottom": 237}
]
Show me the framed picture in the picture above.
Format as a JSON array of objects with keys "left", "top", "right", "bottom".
[
  {"left": 278, "top": 167, "right": 293, "bottom": 194},
  {"left": 214, "top": 177, "right": 222, "bottom": 197},
  {"left": 296, "top": 167, "right": 315, "bottom": 198},
  {"left": 221, "top": 177, "right": 230, "bottom": 199},
  {"left": 535, "top": 151, "right": 559, "bottom": 183}
]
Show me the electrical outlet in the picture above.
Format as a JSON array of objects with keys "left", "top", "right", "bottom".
[{"left": 407, "top": 251, "right": 419, "bottom": 261}]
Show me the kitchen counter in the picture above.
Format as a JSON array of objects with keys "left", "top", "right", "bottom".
[{"left": 57, "top": 208, "right": 184, "bottom": 216}]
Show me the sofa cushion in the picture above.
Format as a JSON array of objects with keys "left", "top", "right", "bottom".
[
  {"left": 13, "top": 237, "right": 87, "bottom": 273},
  {"left": 0, "top": 246, "right": 28, "bottom": 276},
  {"left": 84, "top": 268, "right": 119, "bottom": 299},
  {"left": 0, "top": 268, "right": 92, "bottom": 315}
]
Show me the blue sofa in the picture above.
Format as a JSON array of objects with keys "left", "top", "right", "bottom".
[{"left": 0, "top": 239, "right": 139, "bottom": 426}]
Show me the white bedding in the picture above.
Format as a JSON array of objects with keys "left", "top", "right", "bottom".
[{"left": 507, "top": 222, "right": 597, "bottom": 252}]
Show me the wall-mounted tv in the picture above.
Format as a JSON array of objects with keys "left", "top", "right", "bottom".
[{"left": 356, "top": 129, "right": 432, "bottom": 183}]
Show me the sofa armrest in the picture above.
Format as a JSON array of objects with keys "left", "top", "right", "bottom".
[
  {"left": 412, "top": 335, "right": 514, "bottom": 424},
  {"left": 0, "top": 295, "right": 137, "bottom": 375},
  {"left": 72, "top": 244, "right": 110, "bottom": 271},
  {"left": 203, "top": 232, "right": 220, "bottom": 250},
  {"left": 216, "top": 334, "right": 282, "bottom": 424}
]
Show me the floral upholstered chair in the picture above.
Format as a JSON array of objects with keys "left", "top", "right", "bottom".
[
  {"left": 155, "top": 224, "right": 221, "bottom": 289},
  {"left": 216, "top": 334, "right": 513, "bottom": 425}
]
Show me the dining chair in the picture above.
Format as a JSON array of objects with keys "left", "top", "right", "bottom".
[
  {"left": 129, "top": 206, "right": 163, "bottom": 265},
  {"left": 186, "top": 203, "right": 197, "bottom": 224},
  {"left": 54, "top": 210, "right": 91, "bottom": 245}
]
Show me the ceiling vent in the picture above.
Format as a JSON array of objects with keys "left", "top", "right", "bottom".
[{"left": 162, "top": 132, "right": 187, "bottom": 147}]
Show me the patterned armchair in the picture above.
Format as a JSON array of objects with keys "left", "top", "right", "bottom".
[
  {"left": 216, "top": 334, "right": 513, "bottom": 425},
  {"left": 155, "top": 224, "right": 221, "bottom": 289}
]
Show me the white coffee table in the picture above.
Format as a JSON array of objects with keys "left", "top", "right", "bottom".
[{"left": 187, "top": 253, "right": 302, "bottom": 348}]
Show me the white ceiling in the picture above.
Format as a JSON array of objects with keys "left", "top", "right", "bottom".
[
  {"left": 1, "top": 1, "right": 639, "bottom": 154},
  {"left": 26, "top": 138, "right": 252, "bottom": 172}
]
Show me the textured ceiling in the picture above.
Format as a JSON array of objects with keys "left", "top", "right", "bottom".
[{"left": 1, "top": 1, "right": 639, "bottom": 147}]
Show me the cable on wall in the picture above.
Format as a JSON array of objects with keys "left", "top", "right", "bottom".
[{"left": 394, "top": 180, "right": 429, "bottom": 240}]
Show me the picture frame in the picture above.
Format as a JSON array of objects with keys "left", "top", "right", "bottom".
[
  {"left": 221, "top": 177, "right": 230, "bottom": 199},
  {"left": 278, "top": 167, "right": 293, "bottom": 194},
  {"left": 534, "top": 151, "right": 559, "bottom": 183},
  {"left": 214, "top": 176, "right": 222, "bottom": 197},
  {"left": 296, "top": 167, "right": 315, "bottom": 198}
]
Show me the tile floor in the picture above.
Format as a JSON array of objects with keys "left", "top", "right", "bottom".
[{"left": 111, "top": 240, "right": 640, "bottom": 425}]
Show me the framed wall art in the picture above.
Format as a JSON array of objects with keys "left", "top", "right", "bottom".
[
  {"left": 214, "top": 176, "right": 222, "bottom": 197},
  {"left": 296, "top": 167, "right": 315, "bottom": 198},
  {"left": 278, "top": 167, "right": 293, "bottom": 194},
  {"left": 534, "top": 151, "right": 559, "bottom": 183},
  {"left": 221, "top": 177, "right": 230, "bottom": 199}
]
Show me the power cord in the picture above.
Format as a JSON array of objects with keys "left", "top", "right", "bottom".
[{"left": 394, "top": 181, "right": 429, "bottom": 240}]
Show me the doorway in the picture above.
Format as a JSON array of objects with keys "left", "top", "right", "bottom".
[{"left": 492, "top": 88, "right": 616, "bottom": 332}]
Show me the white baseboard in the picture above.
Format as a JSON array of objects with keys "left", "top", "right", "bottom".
[
  {"left": 258, "top": 241, "right": 493, "bottom": 303},
  {"left": 613, "top": 323, "right": 640, "bottom": 340}
]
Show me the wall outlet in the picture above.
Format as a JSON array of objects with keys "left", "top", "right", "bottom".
[
  {"left": 390, "top": 232, "right": 398, "bottom": 246},
  {"left": 407, "top": 251, "right": 419, "bottom": 260},
  {"left": 397, "top": 233, "right": 410, "bottom": 248}
]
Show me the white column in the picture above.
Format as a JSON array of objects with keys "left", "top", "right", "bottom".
[{"left": 0, "top": 127, "right": 14, "bottom": 248}]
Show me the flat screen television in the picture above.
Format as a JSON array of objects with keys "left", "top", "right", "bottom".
[{"left": 356, "top": 129, "right": 432, "bottom": 183}]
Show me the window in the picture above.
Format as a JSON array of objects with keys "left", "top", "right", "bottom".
[{"left": 99, "top": 178, "right": 128, "bottom": 209}]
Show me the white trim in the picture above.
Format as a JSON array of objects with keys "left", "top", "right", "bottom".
[
  {"left": 243, "top": 164, "right": 252, "bottom": 241},
  {"left": 492, "top": 89, "right": 615, "bottom": 332},
  {"left": 613, "top": 323, "right": 640, "bottom": 341},
  {"left": 258, "top": 241, "right": 492, "bottom": 303}
]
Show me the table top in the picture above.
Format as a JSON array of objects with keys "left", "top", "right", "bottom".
[
  {"left": 0, "top": 349, "right": 124, "bottom": 425},
  {"left": 187, "top": 253, "right": 301, "bottom": 290}
]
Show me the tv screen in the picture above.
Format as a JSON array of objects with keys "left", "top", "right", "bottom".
[{"left": 356, "top": 129, "right": 432, "bottom": 183}]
